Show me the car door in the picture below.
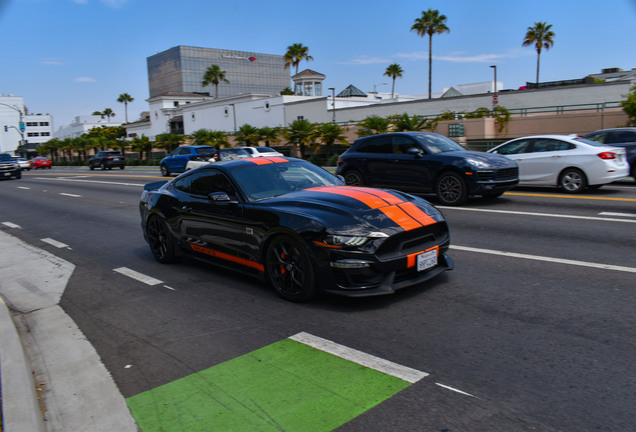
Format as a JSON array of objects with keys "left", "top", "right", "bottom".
[
  {"left": 491, "top": 139, "right": 533, "bottom": 182},
  {"left": 177, "top": 169, "right": 262, "bottom": 271},
  {"left": 165, "top": 147, "right": 192, "bottom": 172},
  {"left": 515, "top": 138, "right": 574, "bottom": 184},
  {"left": 353, "top": 135, "right": 393, "bottom": 186},
  {"left": 380, "top": 135, "right": 435, "bottom": 191}
]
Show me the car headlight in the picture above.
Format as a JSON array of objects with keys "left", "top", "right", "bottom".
[
  {"left": 465, "top": 157, "right": 492, "bottom": 169},
  {"left": 321, "top": 232, "right": 389, "bottom": 248}
]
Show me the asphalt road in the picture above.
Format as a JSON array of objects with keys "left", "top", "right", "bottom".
[{"left": 1, "top": 167, "right": 635, "bottom": 431}]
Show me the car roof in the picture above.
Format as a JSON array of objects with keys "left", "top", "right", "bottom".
[{"left": 584, "top": 127, "right": 636, "bottom": 134}]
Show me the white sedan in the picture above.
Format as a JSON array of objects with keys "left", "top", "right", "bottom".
[
  {"left": 488, "top": 135, "right": 629, "bottom": 193},
  {"left": 240, "top": 146, "right": 284, "bottom": 157}
]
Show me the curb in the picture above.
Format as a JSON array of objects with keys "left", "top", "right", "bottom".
[{"left": 0, "top": 296, "right": 45, "bottom": 432}]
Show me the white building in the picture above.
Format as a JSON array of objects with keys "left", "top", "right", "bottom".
[
  {"left": 1, "top": 95, "right": 53, "bottom": 156},
  {"left": 54, "top": 115, "right": 122, "bottom": 140}
]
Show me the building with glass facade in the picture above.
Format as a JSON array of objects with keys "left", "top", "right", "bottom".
[{"left": 147, "top": 46, "right": 290, "bottom": 99}]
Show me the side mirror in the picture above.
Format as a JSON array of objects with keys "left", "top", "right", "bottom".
[{"left": 407, "top": 147, "right": 423, "bottom": 157}]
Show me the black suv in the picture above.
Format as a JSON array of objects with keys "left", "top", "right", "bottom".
[
  {"left": 583, "top": 127, "right": 636, "bottom": 180},
  {"left": 89, "top": 151, "right": 125, "bottom": 170},
  {"left": 336, "top": 132, "right": 519, "bottom": 205},
  {"left": 0, "top": 153, "right": 21, "bottom": 180}
]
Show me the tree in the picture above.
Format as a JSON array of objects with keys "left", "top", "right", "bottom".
[
  {"left": 357, "top": 116, "right": 391, "bottom": 137},
  {"left": 620, "top": 85, "right": 636, "bottom": 126},
  {"left": 202, "top": 65, "right": 229, "bottom": 98},
  {"left": 411, "top": 9, "right": 450, "bottom": 99},
  {"left": 154, "top": 133, "right": 184, "bottom": 154},
  {"left": 258, "top": 126, "right": 281, "bottom": 147},
  {"left": 117, "top": 93, "right": 134, "bottom": 122},
  {"left": 383, "top": 64, "right": 404, "bottom": 99},
  {"left": 191, "top": 129, "right": 230, "bottom": 148},
  {"left": 280, "top": 87, "right": 294, "bottom": 95},
  {"left": 233, "top": 124, "right": 260, "bottom": 146},
  {"left": 284, "top": 43, "right": 313, "bottom": 75},
  {"left": 283, "top": 119, "right": 316, "bottom": 158},
  {"left": 390, "top": 113, "right": 429, "bottom": 132},
  {"left": 316, "top": 122, "right": 348, "bottom": 158},
  {"left": 102, "top": 108, "right": 115, "bottom": 123},
  {"left": 522, "top": 21, "right": 555, "bottom": 85},
  {"left": 130, "top": 135, "right": 153, "bottom": 160}
]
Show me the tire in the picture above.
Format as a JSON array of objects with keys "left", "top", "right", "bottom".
[
  {"left": 435, "top": 172, "right": 468, "bottom": 205},
  {"left": 343, "top": 170, "right": 365, "bottom": 186},
  {"left": 120, "top": 166, "right": 125, "bottom": 170},
  {"left": 89, "top": 164, "right": 95, "bottom": 171},
  {"left": 265, "top": 235, "right": 317, "bottom": 302},
  {"left": 101, "top": 163, "right": 106, "bottom": 170},
  {"left": 559, "top": 168, "right": 587, "bottom": 193},
  {"left": 160, "top": 165, "right": 170, "bottom": 177},
  {"left": 146, "top": 216, "right": 177, "bottom": 263}
]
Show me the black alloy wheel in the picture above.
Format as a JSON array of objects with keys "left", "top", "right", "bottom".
[
  {"left": 146, "top": 216, "right": 176, "bottom": 263},
  {"left": 343, "top": 170, "right": 365, "bottom": 186},
  {"left": 435, "top": 172, "right": 468, "bottom": 205},
  {"left": 559, "top": 168, "right": 587, "bottom": 193},
  {"left": 266, "top": 235, "right": 316, "bottom": 302}
]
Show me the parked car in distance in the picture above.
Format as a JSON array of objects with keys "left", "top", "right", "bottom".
[
  {"left": 12, "top": 157, "right": 32, "bottom": 170},
  {"left": 31, "top": 156, "right": 52, "bottom": 169},
  {"left": 488, "top": 135, "right": 628, "bottom": 193},
  {"left": 336, "top": 132, "right": 519, "bottom": 205},
  {"left": 185, "top": 148, "right": 252, "bottom": 171},
  {"left": 89, "top": 151, "right": 125, "bottom": 170},
  {"left": 582, "top": 127, "right": 636, "bottom": 180},
  {"left": 240, "top": 146, "right": 284, "bottom": 157},
  {"left": 160, "top": 145, "right": 216, "bottom": 176},
  {"left": 0, "top": 153, "right": 21, "bottom": 179},
  {"left": 140, "top": 157, "right": 453, "bottom": 301}
]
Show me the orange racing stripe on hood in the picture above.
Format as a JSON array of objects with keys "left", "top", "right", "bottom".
[{"left": 247, "top": 157, "right": 289, "bottom": 165}]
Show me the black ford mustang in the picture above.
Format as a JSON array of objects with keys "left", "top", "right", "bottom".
[{"left": 140, "top": 157, "right": 453, "bottom": 301}]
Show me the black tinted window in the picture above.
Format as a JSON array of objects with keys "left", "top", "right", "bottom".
[
  {"left": 495, "top": 140, "right": 530, "bottom": 155},
  {"left": 606, "top": 131, "right": 636, "bottom": 144},
  {"left": 392, "top": 136, "right": 418, "bottom": 154},
  {"left": 190, "top": 171, "right": 237, "bottom": 197},
  {"left": 355, "top": 136, "right": 391, "bottom": 153},
  {"left": 532, "top": 139, "right": 573, "bottom": 152}
]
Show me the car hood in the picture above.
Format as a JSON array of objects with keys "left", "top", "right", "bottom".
[
  {"left": 452, "top": 151, "right": 518, "bottom": 168},
  {"left": 258, "top": 186, "right": 445, "bottom": 235}
]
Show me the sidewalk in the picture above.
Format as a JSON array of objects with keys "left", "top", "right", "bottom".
[{"left": 0, "top": 230, "right": 138, "bottom": 432}]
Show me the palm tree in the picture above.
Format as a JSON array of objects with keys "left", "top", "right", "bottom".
[
  {"left": 154, "top": 133, "right": 184, "bottom": 154},
  {"left": 390, "top": 113, "right": 429, "bottom": 132},
  {"left": 356, "top": 116, "right": 391, "bottom": 137},
  {"left": 130, "top": 135, "right": 153, "bottom": 160},
  {"left": 92, "top": 110, "right": 104, "bottom": 119},
  {"left": 258, "top": 126, "right": 281, "bottom": 147},
  {"left": 316, "top": 122, "right": 348, "bottom": 158},
  {"left": 191, "top": 129, "right": 230, "bottom": 148},
  {"left": 202, "top": 65, "right": 229, "bottom": 98},
  {"left": 284, "top": 43, "right": 313, "bottom": 75},
  {"left": 383, "top": 64, "right": 404, "bottom": 99},
  {"left": 234, "top": 124, "right": 260, "bottom": 146},
  {"left": 102, "top": 108, "right": 115, "bottom": 122},
  {"left": 283, "top": 119, "right": 316, "bottom": 158},
  {"left": 117, "top": 93, "right": 134, "bottom": 122},
  {"left": 522, "top": 21, "right": 555, "bottom": 85},
  {"left": 411, "top": 9, "right": 450, "bottom": 99}
]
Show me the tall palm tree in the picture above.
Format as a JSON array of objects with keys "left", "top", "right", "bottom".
[
  {"left": 411, "top": 9, "right": 450, "bottom": 99},
  {"left": 102, "top": 108, "right": 115, "bottom": 122},
  {"left": 383, "top": 64, "right": 404, "bottom": 99},
  {"left": 202, "top": 65, "right": 230, "bottom": 98},
  {"left": 283, "top": 119, "right": 316, "bottom": 158},
  {"left": 284, "top": 43, "right": 313, "bottom": 75},
  {"left": 117, "top": 93, "right": 134, "bottom": 122},
  {"left": 522, "top": 21, "right": 555, "bottom": 85},
  {"left": 316, "top": 122, "right": 348, "bottom": 158},
  {"left": 356, "top": 116, "right": 391, "bottom": 137}
]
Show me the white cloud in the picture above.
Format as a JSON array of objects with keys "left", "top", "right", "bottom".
[
  {"left": 41, "top": 58, "right": 64, "bottom": 65},
  {"left": 396, "top": 49, "right": 527, "bottom": 63},
  {"left": 74, "top": 77, "right": 97, "bottom": 83},
  {"left": 343, "top": 56, "right": 392, "bottom": 65}
]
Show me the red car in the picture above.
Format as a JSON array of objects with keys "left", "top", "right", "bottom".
[{"left": 31, "top": 157, "right": 52, "bottom": 169}]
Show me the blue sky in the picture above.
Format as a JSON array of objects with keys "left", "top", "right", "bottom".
[{"left": 1, "top": 0, "right": 635, "bottom": 129}]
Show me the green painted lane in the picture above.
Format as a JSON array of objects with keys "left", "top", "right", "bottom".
[{"left": 127, "top": 337, "right": 414, "bottom": 431}]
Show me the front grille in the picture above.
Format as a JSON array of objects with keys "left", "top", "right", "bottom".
[
  {"left": 376, "top": 223, "right": 448, "bottom": 257},
  {"left": 476, "top": 167, "right": 518, "bottom": 181}
]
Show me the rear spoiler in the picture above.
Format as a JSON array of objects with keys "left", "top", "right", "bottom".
[{"left": 143, "top": 180, "right": 168, "bottom": 191}]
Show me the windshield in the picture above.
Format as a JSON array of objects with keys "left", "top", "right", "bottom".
[
  {"left": 0, "top": 154, "right": 12, "bottom": 161},
  {"left": 413, "top": 133, "right": 465, "bottom": 153},
  {"left": 232, "top": 160, "right": 343, "bottom": 201}
]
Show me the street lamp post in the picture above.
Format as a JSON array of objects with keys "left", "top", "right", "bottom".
[
  {"left": 490, "top": 65, "right": 498, "bottom": 109},
  {"left": 328, "top": 87, "right": 336, "bottom": 123},
  {"left": 373, "top": 83, "right": 387, "bottom": 93}
]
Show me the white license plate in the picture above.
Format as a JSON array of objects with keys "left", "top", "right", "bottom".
[{"left": 417, "top": 249, "right": 438, "bottom": 272}]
